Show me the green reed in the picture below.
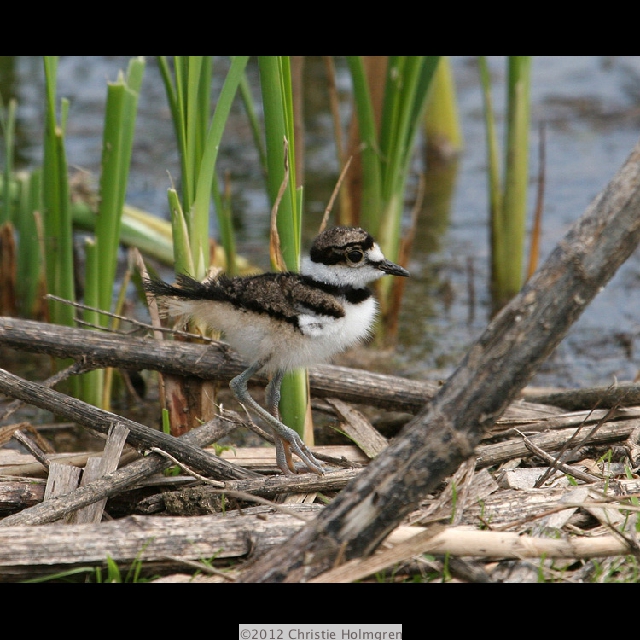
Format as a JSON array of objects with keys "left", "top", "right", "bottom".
[
  {"left": 84, "top": 57, "right": 145, "bottom": 408},
  {"left": 42, "top": 56, "right": 75, "bottom": 330},
  {"left": 424, "top": 56, "right": 463, "bottom": 160},
  {"left": 258, "top": 55, "right": 308, "bottom": 441},
  {"left": 479, "top": 56, "right": 532, "bottom": 314},
  {"left": 158, "top": 56, "right": 248, "bottom": 279},
  {"left": 346, "top": 56, "right": 440, "bottom": 338}
]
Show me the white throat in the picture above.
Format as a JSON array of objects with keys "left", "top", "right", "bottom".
[{"left": 300, "top": 244, "right": 387, "bottom": 288}]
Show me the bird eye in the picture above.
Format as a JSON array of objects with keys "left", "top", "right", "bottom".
[{"left": 346, "top": 248, "right": 364, "bottom": 264}]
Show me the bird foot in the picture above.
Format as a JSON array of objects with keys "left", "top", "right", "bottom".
[
  {"left": 235, "top": 401, "right": 324, "bottom": 475},
  {"left": 274, "top": 426, "right": 324, "bottom": 476}
]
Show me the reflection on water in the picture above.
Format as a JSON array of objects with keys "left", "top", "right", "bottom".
[{"left": 2, "top": 56, "right": 640, "bottom": 388}]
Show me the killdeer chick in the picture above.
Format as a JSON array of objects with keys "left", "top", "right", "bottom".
[{"left": 144, "top": 226, "right": 409, "bottom": 475}]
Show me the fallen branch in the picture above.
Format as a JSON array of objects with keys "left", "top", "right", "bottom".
[
  {"left": 0, "top": 505, "right": 320, "bottom": 582},
  {"left": 475, "top": 417, "right": 640, "bottom": 468},
  {"left": 0, "top": 316, "right": 438, "bottom": 413},
  {"left": 523, "top": 383, "right": 640, "bottom": 410},
  {"left": 0, "top": 368, "right": 256, "bottom": 482}
]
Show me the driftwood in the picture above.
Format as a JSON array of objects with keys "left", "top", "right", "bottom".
[
  {"left": 236, "top": 138, "right": 640, "bottom": 581},
  {"left": 0, "top": 316, "right": 439, "bottom": 414},
  {"left": 523, "top": 383, "right": 640, "bottom": 411}
]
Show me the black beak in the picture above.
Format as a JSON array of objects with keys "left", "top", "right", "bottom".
[{"left": 378, "top": 259, "right": 410, "bottom": 277}]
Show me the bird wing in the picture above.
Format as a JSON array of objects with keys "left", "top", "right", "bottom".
[
  {"left": 147, "top": 272, "right": 346, "bottom": 325},
  {"left": 217, "top": 273, "right": 346, "bottom": 321}
]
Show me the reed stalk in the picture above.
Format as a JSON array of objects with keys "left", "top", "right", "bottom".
[
  {"left": 42, "top": 56, "right": 75, "bottom": 330},
  {"left": 424, "top": 56, "right": 463, "bottom": 161},
  {"left": 479, "top": 56, "right": 532, "bottom": 314},
  {"left": 82, "top": 238, "right": 102, "bottom": 407},
  {"left": 192, "top": 56, "right": 248, "bottom": 276},
  {"left": 80, "top": 57, "right": 145, "bottom": 408},
  {"left": 16, "top": 170, "right": 43, "bottom": 317},
  {"left": 158, "top": 56, "right": 248, "bottom": 279},
  {"left": 347, "top": 56, "right": 439, "bottom": 338},
  {"left": 0, "top": 95, "right": 16, "bottom": 226},
  {"left": 258, "top": 55, "right": 308, "bottom": 441}
]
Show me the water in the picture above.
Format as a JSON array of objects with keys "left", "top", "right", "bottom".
[{"left": 3, "top": 55, "right": 640, "bottom": 389}]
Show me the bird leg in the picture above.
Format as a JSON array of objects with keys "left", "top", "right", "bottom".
[
  {"left": 264, "top": 370, "right": 295, "bottom": 473},
  {"left": 264, "top": 369, "right": 284, "bottom": 419},
  {"left": 229, "top": 361, "right": 324, "bottom": 475}
]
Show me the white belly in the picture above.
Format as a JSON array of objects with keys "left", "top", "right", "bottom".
[{"left": 162, "top": 296, "right": 378, "bottom": 374}]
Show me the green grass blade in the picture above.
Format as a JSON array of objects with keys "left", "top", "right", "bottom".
[
  {"left": 379, "top": 57, "right": 439, "bottom": 253},
  {"left": 93, "top": 80, "right": 126, "bottom": 317},
  {"left": 258, "top": 56, "right": 297, "bottom": 259},
  {"left": 157, "top": 56, "right": 186, "bottom": 190},
  {"left": 480, "top": 56, "right": 532, "bottom": 312},
  {"left": 375, "top": 57, "right": 439, "bottom": 328},
  {"left": 0, "top": 96, "right": 16, "bottom": 225},
  {"left": 42, "top": 57, "right": 75, "bottom": 328},
  {"left": 258, "top": 55, "right": 308, "bottom": 439},
  {"left": 424, "top": 56, "right": 463, "bottom": 157},
  {"left": 168, "top": 187, "right": 194, "bottom": 276},
  {"left": 238, "top": 70, "right": 268, "bottom": 177},
  {"left": 15, "top": 171, "right": 42, "bottom": 317},
  {"left": 92, "top": 58, "right": 145, "bottom": 322},
  {"left": 211, "top": 172, "right": 237, "bottom": 275},
  {"left": 346, "top": 56, "right": 382, "bottom": 232},
  {"left": 184, "top": 56, "right": 206, "bottom": 210},
  {"left": 191, "top": 55, "right": 249, "bottom": 279},
  {"left": 173, "top": 56, "right": 192, "bottom": 209},
  {"left": 82, "top": 237, "right": 103, "bottom": 407},
  {"left": 478, "top": 56, "right": 503, "bottom": 286},
  {"left": 502, "top": 56, "right": 532, "bottom": 298}
]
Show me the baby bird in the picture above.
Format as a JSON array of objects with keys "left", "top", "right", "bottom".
[{"left": 144, "top": 226, "right": 409, "bottom": 475}]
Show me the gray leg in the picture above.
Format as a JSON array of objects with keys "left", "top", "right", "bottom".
[
  {"left": 265, "top": 369, "right": 284, "bottom": 419},
  {"left": 230, "top": 362, "right": 324, "bottom": 475},
  {"left": 264, "top": 370, "right": 293, "bottom": 473}
]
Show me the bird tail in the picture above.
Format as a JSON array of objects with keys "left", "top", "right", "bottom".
[{"left": 143, "top": 274, "right": 207, "bottom": 322}]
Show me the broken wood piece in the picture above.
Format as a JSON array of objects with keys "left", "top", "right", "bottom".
[
  {"left": 43, "top": 463, "right": 81, "bottom": 524},
  {"left": 0, "top": 478, "right": 45, "bottom": 514},
  {"left": 325, "top": 398, "right": 388, "bottom": 458},
  {"left": 70, "top": 423, "right": 129, "bottom": 524}
]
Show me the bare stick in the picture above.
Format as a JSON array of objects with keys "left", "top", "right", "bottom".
[
  {"left": 514, "top": 429, "right": 599, "bottom": 484},
  {"left": 12, "top": 430, "right": 51, "bottom": 471},
  {"left": 269, "top": 136, "right": 290, "bottom": 273},
  {"left": 319, "top": 156, "right": 353, "bottom": 233}
]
